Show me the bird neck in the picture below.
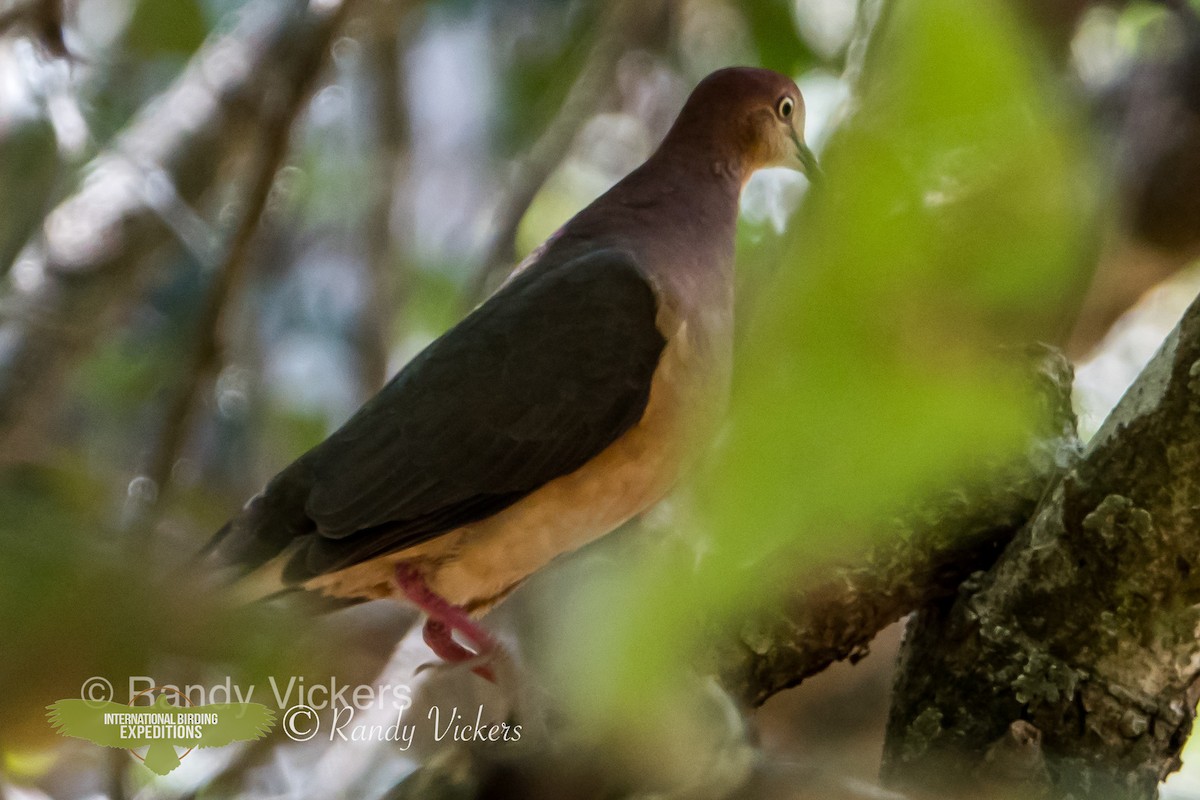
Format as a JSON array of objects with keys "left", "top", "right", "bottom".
[
  {"left": 640, "top": 133, "right": 751, "bottom": 196},
  {"left": 655, "top": 110, "right": 759, "bottom": 186},
  {"left": 541, "top": 138, "right": 745, "bottom": 305},
  {"left": 596, "top": 142, "right": 744, "bottom": 257}
]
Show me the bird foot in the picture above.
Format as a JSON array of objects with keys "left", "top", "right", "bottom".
[
  {"left": 395, "top": 563, "right": 499, "bottom": 683},
  {"left": 423, "top": 618, "right": 496, "bottom": 682}
]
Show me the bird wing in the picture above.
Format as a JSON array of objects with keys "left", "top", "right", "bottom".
[
  {"left": 46, "top": 700, "right": 151, "bottom": 748},
  {"left": 218, "top": 247, "right": 665, "bottom": 581},
  {"left": 194, "top": 703, "right": 276, "bottom": 748}
]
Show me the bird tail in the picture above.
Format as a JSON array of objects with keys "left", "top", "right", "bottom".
[
  {"left": 187, "top": 484, "right": 298, "bottom": 599},
  {"left": 196, "top": 517, "right": 233, "bottom": 561},
  {"left": 192, "top": 486, "right": 367, "bottom": 613}
]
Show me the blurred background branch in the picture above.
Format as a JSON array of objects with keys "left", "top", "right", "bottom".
[
  {"left": 353, "top": 0, "right": 413, "bottom": 395},
  {"left": 120, "top": 0, "right": 350, "bottom": 547},
  {"left": 463, "top": 0, "right": 670, "bottom": 304},
  {"left": 0, "top": 0, "right": 360, "bottom": 463}
]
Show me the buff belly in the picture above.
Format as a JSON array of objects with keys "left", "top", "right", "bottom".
[{"left": 304, "top": 423, "right": 676, "bottom": 612}]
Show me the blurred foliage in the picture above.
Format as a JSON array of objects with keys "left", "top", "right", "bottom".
[
  {"left": 548, "top": 0, "right": 1097, "bottom": 766},
  {"left": 0, "top": 465, "right": 334, "bottom": 753},
  {"left": 79, "top": 0, "right": 236, "bottom": 145},
  {"left": 125, "top": 0, "right": 207, "bottom": 58},
  {"left": 401, "top": 262, "right": 471, "bottom": 333},
  {"left": 1115, "top": 1, "right": 1178, "bottom": 53},
  {"left": 744, "top": 0, "right": 820, "bottom": 75},
  {"left": 0, "top": 115, "right": 58, "bottom": 275},
  {"left": 260, "top": 402, "right": 336, "bottom": 463},
  {"left": 285, "top": 148, "right": 378, "bottom": 229}
]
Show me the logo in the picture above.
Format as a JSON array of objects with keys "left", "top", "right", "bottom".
[{"left": 47, "top": 681, "right": 275, "bottom": 776}]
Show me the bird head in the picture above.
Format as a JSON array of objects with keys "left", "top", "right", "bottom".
[{"left": 663, "top": 67, "right": 820, "bottom": 183}]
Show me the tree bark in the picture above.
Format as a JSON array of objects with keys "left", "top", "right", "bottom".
[{"left": 882, "top": 290, "right": 1200, "bottom": 799}]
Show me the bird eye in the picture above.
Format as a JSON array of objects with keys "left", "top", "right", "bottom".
[{"left": 777, "top": 96, "right": 794, "bottom": 119}]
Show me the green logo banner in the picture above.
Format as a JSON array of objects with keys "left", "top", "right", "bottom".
[{"left": 47, "top": 693, "right": 276, "bottom": 775}]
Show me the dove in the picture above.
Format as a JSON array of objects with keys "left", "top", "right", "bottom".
[{"left": 207, "top": 67, "right": 818, "bottom": 679}]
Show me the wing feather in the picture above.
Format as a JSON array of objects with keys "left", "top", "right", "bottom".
[{"left": 212, "top": 247, "right": 665, "bottom": 583}]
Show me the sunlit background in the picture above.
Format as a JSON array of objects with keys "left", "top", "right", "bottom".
[{"left": 1, "top": 0, "right": 1199, "bottom": 797}]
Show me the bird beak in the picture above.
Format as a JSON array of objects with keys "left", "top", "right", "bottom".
[{"left": 790, "top": 129, "right": 821, "bottom": 182}]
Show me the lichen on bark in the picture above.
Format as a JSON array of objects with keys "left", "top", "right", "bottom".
[{"left": 882, "top": 293, "right": 1200, "bottom": 799}]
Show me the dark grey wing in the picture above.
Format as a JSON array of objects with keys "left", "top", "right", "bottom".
[{"left": 210, "top": 247, "right": 665, "bottom": 583}]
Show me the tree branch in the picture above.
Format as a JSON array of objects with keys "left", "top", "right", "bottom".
[
  {"left": 718, "top": 0, "right": 1200, "bottom": 709},
  {"left": 715, "top": 346, "right": 1080, "bottom": 708},
  {"left": 882, "top": 287, "right": 1200, "bottom": 798}
]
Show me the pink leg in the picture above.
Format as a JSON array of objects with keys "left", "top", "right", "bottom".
[{"left": 395, "top": 563, "right": 498, "bottom": 682}]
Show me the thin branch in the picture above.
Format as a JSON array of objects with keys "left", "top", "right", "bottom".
[
  {"left": 353, "top": 0, "right": 411, "bottom": 396},
  {"left": 462, "top": 0, "right": 669, "bottom": 305},
  {"left": 122, "top": 10, "right": 336, "bottom": 546}
]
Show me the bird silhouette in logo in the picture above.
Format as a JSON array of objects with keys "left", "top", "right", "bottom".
[{"left": 47, "top": 694, "right": 275, "bottom": 775}]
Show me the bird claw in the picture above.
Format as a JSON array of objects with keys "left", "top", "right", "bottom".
[
  {"left": 412, "top": 648, "right": 499, "bottom": 684},
  {"left": 428, "top": 646, "right": 498, "bottom": 683}
]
